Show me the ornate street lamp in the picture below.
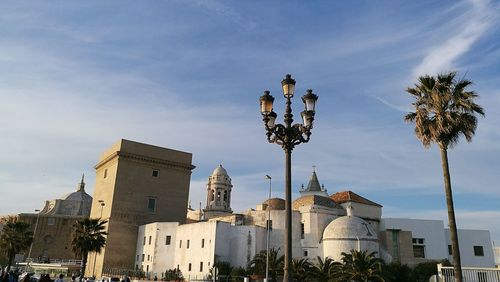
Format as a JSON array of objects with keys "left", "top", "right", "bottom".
[{"left": 259, "top": 74, "right": 318, "bottom": 282}]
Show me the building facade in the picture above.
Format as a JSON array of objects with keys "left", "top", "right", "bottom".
[{"left": 87, "top": 139, "right": 195, "bottom": 277}]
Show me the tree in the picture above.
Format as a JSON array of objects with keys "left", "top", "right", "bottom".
[
  {"left": 248, "top": 248, "right": 283, "bottom": 281},
  {"left": 310, "top": 256, "right": 341, "bottom": 282},
  {"left": 405, "top": 72, "right": 484, "bottom": 281},
  {"left": 71, "top": 218, "right": 107, "bottom": 281},
  {"left": 291, "top": 258, "right": 312, "bottom": 281},
  {"left": 0, "top": 217, "right": 33, "bottom": 271},
  {"left": 340, "top": 250, "right": 384, "bottom": 282}
]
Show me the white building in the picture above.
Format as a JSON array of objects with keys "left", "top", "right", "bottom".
[{"left": 135, "top": 165, "right": 496, "bottom": 279}]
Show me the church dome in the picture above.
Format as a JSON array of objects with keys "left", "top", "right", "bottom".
[
  {"left": 211, "top": 164, "right": 229, "bottom": 176},
  {"left": 322, "top": 214, "right": 379, "bottom": 261},
  {"left": 292, "top": 195, "right": 339, "bottom": 210},
  {"left": 323, "top": 215, "right": 377, "bottom": 241},
  {"left": 262, "top": 198, "right": 285, "bottom": 210},
  {"left": 62, "top": 190, "right": 92, "bottom": 202}
]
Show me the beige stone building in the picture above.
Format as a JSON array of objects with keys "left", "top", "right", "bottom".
[
  {"left": 88, "top": 139, "right": 195, "bottom": 277},
  {"left": 1, "top": 176, "right": 92, "bottom": 262}
]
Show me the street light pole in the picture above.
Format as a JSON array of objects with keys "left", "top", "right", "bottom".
[
  {"left": 27, "top": 209, "right": 41, "bottom": 261},
  {"left": 264, "top": 175, "right": 272, "bottom": 282},
  {"left": 93, "top": 200, "right": 105, "bottom": 278},
  {"left": 260, "top": 74, "right": 318, "bottom": 282}
]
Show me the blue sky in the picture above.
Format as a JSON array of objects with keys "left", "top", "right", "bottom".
[{"left": 1, "top": 1, "right": 499, "bottom": 243}]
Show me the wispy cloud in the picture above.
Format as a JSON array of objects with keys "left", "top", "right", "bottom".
[{"left": 413, "top": 0, "right": 497, "bottom": 76}]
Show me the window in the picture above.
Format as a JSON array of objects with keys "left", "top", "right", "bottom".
[
  {"left": 179, "top": 240, "right": 182, "bottom": 248},
  {"left": 146, "top": 265, "right": 149, "bottom": 272},
  {"left": 148, "top": 198, "right": 156, "bottom": 213},
  {"left": 188, "top": 263, "right": 192, "bottom": 272},
  {"left": 136, "top": 255, "right": 139, "bottom": 261},
  {"left": 147, "top": 255, "right": 150, "bottom": 261},
  {"left": 143, "top": 236, "right": 146, "bottom": 245},
  {"left": 412, "top": 238, "right": 425, "bottom": 258},
  {"left": 47, "top": 218, "right": 55, "bottom": 226},
  {"left": 104, "top": 169, "right": 108, "bottom": 178},
  {"left": 187, "top": 240, "right": 190, "bottom": 249},
  {"left": 141, "top": 254, "right": 144, "bottom": 262},
  {"left": 448, "top": 245, "right": 452, "bottom": 255},
  {"left": 301, "top": 223, "right": 305, "bottom": 239},
  {"left": 391, "top": 230, "right": 400, "bottom": 263},
  {"left": 303, "top": 250, "right": 308, "bottom": 257},
  {"left": 200, "top": 262, "right": 203, "bottom": 272},
  {"left": 474, "top": 246, "right": 484, "bottom": 256},
  {"left": 152, "top": 170, "right": 159, "bottom": 177},
  {"left": 149, "top": 236, "right": 152, "bottom": 245},
  {"left": 201, "top": 238, "right": 205, "bottom": 248},
  {"left": 266, "top": 220, "right": 272, "bottom": 231},
  {"left": 166, "top": 236, "right": 171, "bottom": 245}
]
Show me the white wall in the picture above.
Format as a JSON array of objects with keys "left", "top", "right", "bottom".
[
  {"left": 445, "top": 229, "right": 495, "bottom": 267},
  {"left": 494, "top": 246, "right": 500, "bottom": 266},
  {"left": 381, "top": 218, "right": 448, "bottom": 260}
]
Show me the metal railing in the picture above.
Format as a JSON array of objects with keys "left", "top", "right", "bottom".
[{"left": 437, "top": 263, "right": 500, "bottom": 282}]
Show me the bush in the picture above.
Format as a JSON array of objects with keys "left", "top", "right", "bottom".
[{"left": 162, "top": 268, "right": 183, "bottom": 281}]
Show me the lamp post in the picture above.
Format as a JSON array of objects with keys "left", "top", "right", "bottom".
[
  {"left": 259, "top": 74, "right": 318, "bottom": 282},
  {"left": 264, "top": 175, "right": 272, "bottom": 282},
  {"left": 27, "top": 209, "right": 41, "bottom": 261},
  {"left": 93, "top": 200, "right": 105, "bottom": 278}
]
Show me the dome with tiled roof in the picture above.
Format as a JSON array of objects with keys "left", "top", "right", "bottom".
[
  {"left": 262, "top": 198, "right": 285, "bottom": 210},
  {"left": 292, "top": 195, "right": 339, "bottom": 210},
  {"left": 41, "top": 175, "right": 92, "bottom": 217}
]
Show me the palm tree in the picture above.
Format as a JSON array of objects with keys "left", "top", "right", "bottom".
[
  {"left": 0, "top": 217, "right": 33, "bottom": 271},
  {"left": 291, "top": 258, "right": 312, "bottom": 281},
  {"left": 71, "top": 218, "right": 108, "bottom": 281},
  {"left": 340, "top": 250, "right": 384, "bottom": 282},
  {"left": 310, "top": 256, "right": 341, "bottom": 282},
  {"left": 248, "top": 248, "right": 283, "bottom": 281},
  {"left": 405, "top": 71, "right": 484, "bottom": 281}
]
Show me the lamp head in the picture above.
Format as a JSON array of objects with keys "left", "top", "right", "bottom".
[{"left": 281, "top": 74, "right": 296, "bottom": 98}]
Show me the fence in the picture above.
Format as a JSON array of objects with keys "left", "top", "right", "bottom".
[{"left": 437, "top": 263, "right": 500, "bottom": 282}]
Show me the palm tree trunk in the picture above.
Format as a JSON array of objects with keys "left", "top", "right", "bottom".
[
  {"left": 80, "top": 253, "right": 88, "bottom": 282},
  {"left": 440, "top": 147, "right": 463, "bottom": 282}
]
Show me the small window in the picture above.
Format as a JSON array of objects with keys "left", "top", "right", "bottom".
[
  {"left": 146, "top": 265, "right": 149, "bottom": 272},
  {"left": 201, "top": 238, "right": 205, "bottom": 248},
  {"left": 47, "top": 218, "right": 55, "bottom": 226},
  {"left": 412, "top": 238, "right": 425, "bottom": 258},
  {"left": 148, "top": 198, "right": 156, "bottom": 213},
  {"left": 200, "top": 262, "right": 203, "bottom": 272},
  {"left": 136, "top": 255, "right": 139, "bottom": 261},
  {"left": 152, "top": 170, "right": 159, "bottom": 177},
  {"left": 448, "top": 245, "right": 452, "bottom": 255},
  {"left": 104, "top": 169, "right": 108, "bottom": 178},
  {"left": 143, "top": 236, "right": 146, "bottom": 245},
  {"left": 179, "top": 240, "right": 182, "bottom": 248},
  {"left": 147, "top": 255, "right": 150, "bottom": 261},
  {"left": 304, "top": 250, "right": 308, "bottom": 257},
  {"left": 301, "top": 223, "right": 305, "bottom": 239},
  {"left": 149, "top": 236, "right": 152, "bottom": 245},
  {"left": 187, "top": 240, "right": 190, "bottom": 249},
  {"left": 474, "top": 246, "right": 484, "bottom": 256},
  {"left": 188, "top": 263, "right": 192, "bottom": 271},
  {"left": 141, "top": 254, "right": 145, "bottom": 262},
  {"left": 266, "top": 220, "right": 272, "bottom": 231},
  {"left": 166, "top": 236, "right": 171, "bottom": 245}
]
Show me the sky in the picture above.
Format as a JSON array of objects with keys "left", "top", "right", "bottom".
[{"left": 1, "top": 1, "right": 499, "bottom": 244}]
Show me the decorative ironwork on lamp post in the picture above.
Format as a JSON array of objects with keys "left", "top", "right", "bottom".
[{"left": 259, "top": 74, "right": 318, "bottom": 282}]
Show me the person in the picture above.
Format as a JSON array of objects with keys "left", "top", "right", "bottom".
[
  {"left": 21, "top": 274, "right": 30, "bottom": 282},
  {"left": 54, "top": 274, "right": 64, "bottom": 282}
]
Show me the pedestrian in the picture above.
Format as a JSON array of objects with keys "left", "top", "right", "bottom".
[
  {"left": 55, "top": 274, "right": 64, "bottom": 282},
  {"left": 21, "top": 274, "right": 30, "bottom": 282}
]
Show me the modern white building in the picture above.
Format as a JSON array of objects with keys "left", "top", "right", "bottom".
[{"left": 135, "top": 165, "right": 497, "bottom": 279}]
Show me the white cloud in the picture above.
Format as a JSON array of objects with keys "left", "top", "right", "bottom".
[{"left": 413, "top": 0, "right": 497, "bottom": 76}]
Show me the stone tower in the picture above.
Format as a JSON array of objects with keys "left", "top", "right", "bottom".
[
  {"left": 87, "top": 139, "right": 195, "bottom": 277},
  {"left": 299, "top": 166, "right": 328, "bottom": 197},
  {"left": 203, "top": 164, "right": 233, "bottom": 219}
]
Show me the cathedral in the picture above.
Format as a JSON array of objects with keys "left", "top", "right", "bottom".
[{"left": 135, "top": 164, "right": 496, "bottom": 280}]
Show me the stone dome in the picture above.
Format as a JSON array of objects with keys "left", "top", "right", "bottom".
[
  {"left": 322, "top": 215, "right": 379, "bottom": 261},
  {"left": 262, "top": 198, "right": 285, "bottom": 210},
  {"left": 292, "top": 195, "right": 339, "bottom": 210},
  {"left": 212, "top": 164, "right": 228, "bottom": 176},
  {"left": 323, "top": 215, "right": 378, "bottom": 241},
  {"left": 62, "top": 190, "right": 92, "bottom": 202}
]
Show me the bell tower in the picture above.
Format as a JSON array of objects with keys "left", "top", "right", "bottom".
[{"left": 203, "top": 164, "right": 233, "bottom": 219}]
